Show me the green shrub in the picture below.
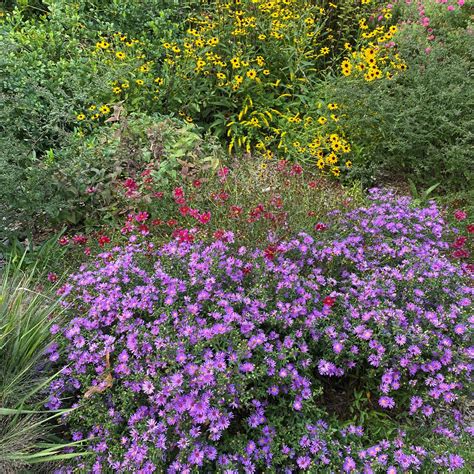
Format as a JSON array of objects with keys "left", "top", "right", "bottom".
[
  {"left": 0, "top": 113, "right": 226, "bottom": 241},
  {"left": 334, "top": 18, "right": 474, "bottom": 196}
]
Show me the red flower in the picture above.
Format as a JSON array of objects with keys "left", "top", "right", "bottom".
[
  {"left": 454, "top": 209, "right": 467, "bottom": 221},
  {"left": 167, "top": 219, "right": 178, "bottom": 228},
  {"left": 213, "top": 230, "right": 225, "bottom": 240},
  {"left": 453, "top": 236, "right": 467, "bottom": 249},
  {"left": 308, "top": 211, "right": 316, "bottom": 217},
  {"left": 452, "top": 249, "right": 469, "bottom": 259},
  {"left": 173, "top": 187, "right": 184, "bottom": 199},
  {"left": 243, "top": 264, "right": 253, "bottom": 275},
  {"left": 84, "top": 247, "right": 91, "bottom": 256},
  {"left": 139, "top": 224, "right": 149, "bottom": 235},
  {"left": 124, "top": 178, "right": 138, "bottom": 191},
  {"left": 192, "top": 179, "right": 202, "bottom": 188},
  {"left": 290, "top": 164, "right": 303, "bottom": 175},
  {"left": 135, "top": 211, "right": 149, "bottom": 223},
  {"left": 153, "top": 191, "right": 164, "bottom": 199},
  {"left": 47, "top": 272, "right": 58, "bottom": 283},
  {"left": 172, "top": 229, "right": 194, "bottom": 244},
  {"left": 315, "top": 223, "right": 327, "bottom": 231},
  {"left": 97, "top": 235, "right": 111, "bottom": 247},
  {"left": 151, "top": 219, "right": 163, "bottom": 226},
  {"left": 58, "top": 236, "right": 69, "bottom": 246},
  {"left": 323, "top": 296, "right": 336, "bottom": 307},
  {"left": 467, "top": 224, "right": 474, "bottom": 234},
  {"left": 308, "top": 181, "right": 317, "bottom": 189},
  {"left": 264, "top": 245, "right": 279, "bottom": 260},
  {"left": 218, "top": 167, "right": 229, "bottom": 181},
  {"left": 197, "top": 211, "right": 211, "bottom": 225},
  {"left": 179, "top": 206, "right": 190, "bottom": 216},
  {"left": 230, "top": 206, "right": 243, "bottom": 218},
  {"left": 72, "top": 234, "right": 88, "bottom": 245}
]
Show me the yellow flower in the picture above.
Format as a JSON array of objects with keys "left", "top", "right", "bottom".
[
  {"left": 331, "top": 167, "right": 341, "bottom": 176},
  {"left": 115, "top": 51, "right": 126, "bottom": 60},
  {"left": 136, "top": 79, "right": 144, "bottom": 86},
  {"left": 99, "top": 105, "right": 110, "bottom": 115},
  {"left": 154, "top": 77, "right": 164, "bottom": 85},
  {"left": 216, "top": 72, "right": 226, "bottom": 80},
  {"left": 345, "top": 160, "right": 352, "bottom": 168},
  {"left": 234, "top": 74, "right": 243, "bottom": 84},
  {"left": 263, "top": 69, "right": 270, "bottom": 75},
  {"left": 196, "top": 59, "right": 206, "bottom": 68},
  {"left": 96, "top": 40, "right": 110, "bottom": 49},
  {"left": 316, "top": 158, "right": 325, "bottom": 169},
  {"left": 88, "top": 105, "right": 96, "bottom": 111},
  {"left": 328, "top": 103, "right": 338, "bottom": 110},
  {"left": 317, "top": 116, "right": 327, "bottom": 125},
  {"left": 76, "top": 113, "right": 86, "bottom": 121},
  {"left": 172, "top": 46, "right": 181, "bottom": 53},
  {"left": 112, "top": 87, "right": 122, "bottom": 94},
  {"left": 122, "top": 82, "right": 130, "bottom": 89},
  {"left": 139, "top": 64, "right": 150, "bottom": 73},
  {"left": 320, "top": 47, "right": 330, "bottom": 55},
  {"left": 246, "top": 69, "right": 257, "bottom": 79},
  {"left": 208, "top": 37, "right": 219, "bottom": 46},
  {"left": 258, "top": 34, "right": 266, "bottom": 40},
  {"left": 91, "top": 113, "right": 100, "bottom": 120},
  {"left": 230, "top": 57, "right": 240, "bottom": 68},
  {"left": 195, "top": 39, "right": 205, "bottom": 47}
]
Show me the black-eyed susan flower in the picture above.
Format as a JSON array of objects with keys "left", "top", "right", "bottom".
[
  {"left": 99, "top": 105, "right": 110, "bottom": 115},
  {"left": 112, "top": 87, "right": 121, "bottom": 94},
  {"left": 76, "top": 113, "right": 86, "bottom": 121},
  {"left": 263, "top": 69, "right": 270, "bottom": 75},
  {"left": 328, "top": 103, "right": 338, "bottom": 110},
  {"left": 345, "top": 160, "right": 352, "bottom": 168},
  {"left": 115, "top": 51, "right": 126, "bottom": 60},
  {"left": 317, "top": 116, "right": 327, "bottom": 125},
  {"left": 246, "top": 69, "right": 257, "bottom": 79},
  {"left": 135, "top": 79, "right": 144, "bottom": 86}
]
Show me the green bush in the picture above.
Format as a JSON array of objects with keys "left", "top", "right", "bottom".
[
  {"left": 334, "top": 17, "right": 474, "bottom": 196},
  {"left": 0, "top": 113, "right": 226, "bottom": 241}
]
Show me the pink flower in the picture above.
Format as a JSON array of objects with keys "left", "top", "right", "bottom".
[
  {"left": 447, "top": 5, "right": 455, "bottom": 10},
  {"left": 197, "top": 212, "right": 211, "bottom": 225},
  {"left": 47, "top": 272, "right": 58, "bottom": 283},
  {"left": 454, "top": 209, "right": 467, "bottom": 221},
  {"left": 58, "top": 236, "right": 69, "bottom": 246},
  {"left": 135, "top": 211, "right": 149, "bottom": 223}
]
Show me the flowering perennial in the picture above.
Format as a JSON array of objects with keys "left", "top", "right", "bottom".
[{"left": 48, "top": 190, "right": 472, "bottom": 472}]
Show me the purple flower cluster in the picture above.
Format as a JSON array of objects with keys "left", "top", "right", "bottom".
[{"left": 48, "top": 190, "right": 472, "bottom": 472}]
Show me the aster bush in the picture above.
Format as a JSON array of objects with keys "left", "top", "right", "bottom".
[{"left": 48, "top": 190, "right": 472, "bottom": 472}]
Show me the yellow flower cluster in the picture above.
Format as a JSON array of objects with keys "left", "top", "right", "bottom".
[
  {"left": 226, "top": 98, "right": 351, "bottom": 176},
  {"left": 341, "top": 22, "right": 406, "bottom": 80}
]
